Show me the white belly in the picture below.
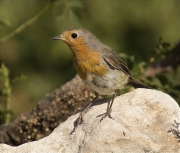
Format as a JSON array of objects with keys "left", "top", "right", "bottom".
[{"left": 82, "top": 69, "right": 129, "bottom": 95}]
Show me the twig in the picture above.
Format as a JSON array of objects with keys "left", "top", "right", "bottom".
[{"left": 0, "top": 2, "right": 50, "bottom": 43}]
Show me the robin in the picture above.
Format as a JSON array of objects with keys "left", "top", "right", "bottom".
[{"left": 51, "top": 28, "right": 151, "bottom": 131}]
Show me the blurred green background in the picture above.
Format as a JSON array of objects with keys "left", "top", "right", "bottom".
[{"left": 0, "top": 0, "right": 180, "bottom": 122}]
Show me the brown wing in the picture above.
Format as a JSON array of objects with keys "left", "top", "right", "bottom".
[{"left": 102, "top": 48, "right": 131, "bottom": 76}]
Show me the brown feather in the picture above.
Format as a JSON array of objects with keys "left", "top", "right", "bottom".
[{"left": 102, "top": 48, "right": 131, "bottom": 76}]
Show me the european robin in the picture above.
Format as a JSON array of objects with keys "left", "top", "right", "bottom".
[{"left": 51, "top": 28, "right": 151, "bottom": 131}]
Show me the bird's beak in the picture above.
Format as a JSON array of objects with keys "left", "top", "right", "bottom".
[{"left": 51, "top": 34, "right": 64, "bottom": 40}]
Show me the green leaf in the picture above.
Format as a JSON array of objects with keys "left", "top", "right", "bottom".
[
  {"left": 1, "top": 63, "right": 9, "bottom": 78},
  {"left": 12, "top": 74, "right": 28, "bottom": 83},
  {"left": 138, "top": 61, "right": 147, "bottom": 73},
  {"left": 119, "top": 53, "right": 129, "bottom": 59},
  {"left": 140, "top": 77, "right": 161, "bottom": 88},
  {"left": 151, "top": 78, "right": 163, "bottom": 87},
  {"left": 69, "top": 10, "right": 81, "bottom": 25},
  {"left": 55, "top": 5, "right": 65, "bottom": 16},
  {"left": 68, "top": 0, "right": 84, "bottom": 9},
  {"left": 0, "top": 19, "right": 11, "bottom": 28},
  {"left": 130, "top": 55, "right": 135, "bottom": 62},
  {"left": 0, "top": 63, "right": 9, "bottom": 83}
]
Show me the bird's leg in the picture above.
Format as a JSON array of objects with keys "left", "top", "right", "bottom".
[
  {"left": 72, "top": 93, "right": 99, "bottom": 132},
  {"left": 96, "top": 90, "right": 118, "bottom": 122}
]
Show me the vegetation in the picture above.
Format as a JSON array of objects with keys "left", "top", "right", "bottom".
[{"left": 0, "top": 63, "right": 12, "bottom": 123}]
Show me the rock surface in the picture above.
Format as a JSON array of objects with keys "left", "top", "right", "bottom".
[
  {"left": 0, "top": 75, "right": 96, "bottom": 146},
  {"left": 0, "top": 89, "right": 180, "bottom": 153}
]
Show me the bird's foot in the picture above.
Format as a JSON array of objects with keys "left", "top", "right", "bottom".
[
  {"left": 71, "top": 112, "right": 85, "bottom": 134},
  {"left": 96, "top": 108, "right": 114, "bottom": 122},
  {"left": 72, "top": 106, "right": 93, "bottom": 133}
]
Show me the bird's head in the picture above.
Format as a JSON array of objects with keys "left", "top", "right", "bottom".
[{"left": 51, "top": 28, "right": 102, "bottom": 52}]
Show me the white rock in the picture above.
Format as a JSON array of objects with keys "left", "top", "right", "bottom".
[{"left": 0, "top": 89, "right": 180, "bottom": 153}]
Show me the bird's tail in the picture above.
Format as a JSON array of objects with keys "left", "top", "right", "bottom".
[{"left": 127, "top": 77, "right": 152, "bottom": 89}]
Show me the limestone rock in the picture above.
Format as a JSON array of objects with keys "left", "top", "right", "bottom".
[{"left": 0, "top": 89, "right": 180, "bottom": 153}]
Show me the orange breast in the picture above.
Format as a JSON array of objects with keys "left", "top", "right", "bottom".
[{"left": 72, "top": 43, "right": 108, "bottom": 80}]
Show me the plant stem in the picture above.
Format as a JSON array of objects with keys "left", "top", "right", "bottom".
[{"left": 0, "top": 2, "right": 50, "bottom": 44}]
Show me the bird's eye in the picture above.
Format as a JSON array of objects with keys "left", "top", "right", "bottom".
[{"left": 71, "top": 33, "right": 78, "bottom": 39}]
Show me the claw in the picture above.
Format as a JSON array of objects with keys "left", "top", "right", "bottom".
[
  {"left": 71, "top": 112, "right": 84, "bottom": 133},
  {"left": 70, "top": 93, "right": 100, "bottom": 134},
  {"left": 96, "top": 108, "right": 114, "bottom": 122}
]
